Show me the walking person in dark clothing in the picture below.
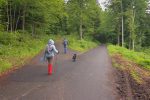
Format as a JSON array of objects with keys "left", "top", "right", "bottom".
[{"left": 63, "top": 38, "right": 68, "bottom": 54}]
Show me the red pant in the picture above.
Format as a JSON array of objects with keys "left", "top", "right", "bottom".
[{"left": 48, "top": 64, "right": 52, "bottom": 75}]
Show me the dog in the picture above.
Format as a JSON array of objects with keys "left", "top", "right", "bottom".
[{"left": 72, "top": 54, "right": 77, "bottom": 62}]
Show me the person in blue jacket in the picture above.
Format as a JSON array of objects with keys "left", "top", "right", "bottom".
[{"left": 63, "top": 38, "right": 68, "bottom": 54}]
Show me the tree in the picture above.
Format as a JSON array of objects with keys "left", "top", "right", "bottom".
[
  {"left": 109, "top": 0, "right": 125, "bottom": 46},
  {"left": 125, "top": 0, "right": 147, "bottom": 50},
  {"left": 42, "top": 0, "right": 66, "bottom": 34},
  {"left": 108, "top": 0, "right": 148, "bottom": 50},
  {"left": 66, "top": 0, "right": 102, "bottom": 39}
]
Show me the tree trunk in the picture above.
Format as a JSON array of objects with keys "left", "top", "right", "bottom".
[
  {"left": 79, "top": 1, "right": 83, "bottom": 40},
  {"left": 121, "top": 16, "right": 124, "bottom": 47},
  {"left": 80, "top": 19, "right": 83, "bottom": 40},
  {"left": 117, "top": 33, "right": 120, "bottom": 46},
  {"left": 13, "top": 5, "right": 16, "bottom": 31},
  {"left": 132, "top": 3, "right": 135, "bottom": 51},
  {"left": 10, "top": 0, "right": 12, "bottom": 32},
  {"left": 32, "top": 23, "right": 35, "bottom": 36},
  {"left": 6, "top": 1, "right": 9, "bottom": 32},
  {"left": 132, "top": 39, "right": 135, "bottom": 51},
  {"left": 121, "top": 0, "right": 124, "bottom": 47},
  {"left": 139, "top": 31, "right": 142, "bottom": 47},
  {"left": 22, "top": 5, "right": 26, "bottom": 32},
  {"left": 15, "top": 8, "right": 21, "bottom": 31},
  {"left": 129, "top": 38, "right": 131, "bottom": 50}
]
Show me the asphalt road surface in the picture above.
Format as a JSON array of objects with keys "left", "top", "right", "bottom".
[{"left": 0, "top": 44, "right": 118, "bottom": 100}]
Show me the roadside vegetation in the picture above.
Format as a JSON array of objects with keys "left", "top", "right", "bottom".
[
  {"left": 108, "top": 45, "right": 150, "bottom": 99},
  {"left": 108, "top": 45, "right": 150, "bottom": 83},
  {"left": 108, "top": 45, "right": 150, "bottom": 71},
  {"left": 0, "top": 32, "right": 48, "bottom": 73}
]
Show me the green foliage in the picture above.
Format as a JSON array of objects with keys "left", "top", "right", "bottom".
[
  {"left": 108, "top": 0, "right": 149, "bottom": 49},
  {"left": 0, "top": 60, "right": 12, "bottom": 73},
  {"left": 0, "top": 0, "right": 66, "bottom": 34},
  {"left": 142, "top": 48, "right": 150, "bottom": 55},
  {"left": 66, "top": 0, "right": 102, "bottom": 37},
  {"left": 96, "top": 10, "right": 118, "bottom": 43},
  {"left": 108, "top": 45, "right": 150, "bottom": 70}
]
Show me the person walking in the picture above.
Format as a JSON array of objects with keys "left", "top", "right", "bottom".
[
  {"left": 63, "top": 38, "right": 68, "bottom": 54},
  {"left": 44, "top": 39, "right": 59, "bottom": 75}
]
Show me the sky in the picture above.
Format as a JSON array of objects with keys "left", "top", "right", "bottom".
[
  {"left": 98, "top": 0, "right": 106, "bottom": 10},
  {"left": 64, "top": 0, "right": 106, "bottom": 10},
  {"left": 98, "top": 0, "right": 105, "bottom": 4}
]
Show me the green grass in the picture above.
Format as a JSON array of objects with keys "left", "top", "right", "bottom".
[
  {"left": 66, "top": 35, "right": 99, "bottom": 52},
  {"left": 108, "top": 45, "right": 150, "bottom": 71},
  {"left": 0, "top": 60, "right": 12, "bottom": 73}
]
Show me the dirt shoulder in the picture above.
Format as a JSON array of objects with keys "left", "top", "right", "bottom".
[{"left": 111, "top": 54, "right": 150, "bottom": 100}]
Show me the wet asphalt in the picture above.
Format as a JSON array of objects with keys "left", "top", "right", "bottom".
[{"left": 0, "top": 44, "right": 118, "bottom": 100}]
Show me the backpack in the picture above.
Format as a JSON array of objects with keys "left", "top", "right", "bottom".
[
  {"left": 45, "top": 45, "right": 54, "bottom": 58},
  {"left": 64, "top": 40, "right": 67, "bottom": 46}
]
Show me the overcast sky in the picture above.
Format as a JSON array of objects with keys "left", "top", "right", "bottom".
[
  {"left": 64, "top": 0, "right": 106, "bottom": 10},
  {"left": 98, "top": 0, "right": 106, "bottom": 10},
  {"left": 98, "top": 0, "right": 105, "bottom": 3}
]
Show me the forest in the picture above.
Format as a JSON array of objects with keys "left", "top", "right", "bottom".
[
  {"left": 0, "top": 0, "right": 149, "bottom": 76},
  {"left": 0, "top": 0, "right": 150, "bottom": 99}
]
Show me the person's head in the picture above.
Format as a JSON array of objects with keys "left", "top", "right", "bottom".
[
  {"left": 48, "top": 39, "right": 54, "bottom": 45},
  {"left": 64, "top": 38, "right": 67, "bottom": 40}
]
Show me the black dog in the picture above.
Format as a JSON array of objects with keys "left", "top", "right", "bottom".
[{"left": 72, "top": 54, "right": 77, "bottom": 62}]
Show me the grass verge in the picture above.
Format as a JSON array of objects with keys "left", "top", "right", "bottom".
[
  {"left": 108, "top": 45, "right": 150, "bottom": 70},
  {"left": 108, "top": 45, "right": 150, "bottom": 83}
]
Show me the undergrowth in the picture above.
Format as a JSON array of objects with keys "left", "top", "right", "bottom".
[{"left": 108, "top": 45, "right": 150, "bottom": 70}]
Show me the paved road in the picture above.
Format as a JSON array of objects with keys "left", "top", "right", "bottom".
[{"left": 0, "top": 44, "right": 118, "bottom": 100}]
